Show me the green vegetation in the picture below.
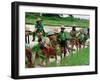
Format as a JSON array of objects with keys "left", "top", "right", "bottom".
[
  {"left": 26, "top": 43, "right": 89, "bottom": 67},
  {"left": 48, "top": 47, "right": 89, "bottom": 67},
  {"left": 25, "top": 12, "right": 89, "bottom": 28}
]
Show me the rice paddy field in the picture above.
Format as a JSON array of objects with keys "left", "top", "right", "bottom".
[
  {"left": 25, "top": 12, "right": 90, "bottom": 68},
  {"left": 48, "top": 47, "right": 89, "bottom": 67}
]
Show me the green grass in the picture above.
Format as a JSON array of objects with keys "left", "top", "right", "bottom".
[
  {"left": 48, "top": 47, "right": 89, "bottom": 67},
  {"left": 25, "top": 13, "right": 89, "bottom": 28},
  {"left": 48, "top": 61, "right": 58, "bottom": 67},
  {"left": 26, "top": 46, "right": 89, "bottom": 67}
]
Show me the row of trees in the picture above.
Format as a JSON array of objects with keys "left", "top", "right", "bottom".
[{"left": 26, "top": 13, "right": 74, "bottom": 19}]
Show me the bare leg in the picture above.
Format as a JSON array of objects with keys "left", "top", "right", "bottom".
[
  {"left": 26, "top": 48, "right": 34, "bottom": 67},
  {"left": 64, "top": 47, "right": 67, "bottom": 57},
  {"left": 71, "top": 42, "right": 74, "bottom": 53},
  {"left": 46, "top": 56, "right": 49, "bottom": 66},
  {"left": 60, "top": 47, "right": 63, "bottom": 59},
  {"left": 76, "top": 42, "right": 79, "bottom": 51}
]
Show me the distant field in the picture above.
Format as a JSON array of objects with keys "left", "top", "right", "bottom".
[{"left": 25, "top": 13, "right": 89, "bottom": 28}]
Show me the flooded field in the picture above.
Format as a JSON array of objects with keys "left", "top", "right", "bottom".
[
  {"left": 25, "top": 24, "right": 89, "bottom": 68},
  {"left": 25, "top": 25, "right": 82, "bottom": 33}
]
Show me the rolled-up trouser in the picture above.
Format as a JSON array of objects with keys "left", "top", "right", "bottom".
[
  {"left": 59, "top": 40, "right": 67, "bottom": 54},
  {"left": 32, "top": 32, "right": 36, "bottom": 41}
]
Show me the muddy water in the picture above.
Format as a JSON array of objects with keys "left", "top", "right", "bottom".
[
  {"left": 25, "top": 25, "right": 82, "bottom": 33},
  {"left": 26, "top": 24, "right": 84, "bottom": 47}
]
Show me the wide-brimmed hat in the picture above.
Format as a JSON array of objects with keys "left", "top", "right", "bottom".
[
  {"left": 79, "top": 29, "right": 84, "bottom": 33},
  {"left": 61, "top": 25, "right": 65, "bottom": 29},
  {"left": 47, "top": 31, "right": 55, "bottom": 36},
  {"left": 36, "top": 18, "right": 42, "bottom": 21}
]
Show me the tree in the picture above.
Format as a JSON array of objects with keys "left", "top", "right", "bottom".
[{"left": 42, "top": 13, "right": 61, "bottom": 18}]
